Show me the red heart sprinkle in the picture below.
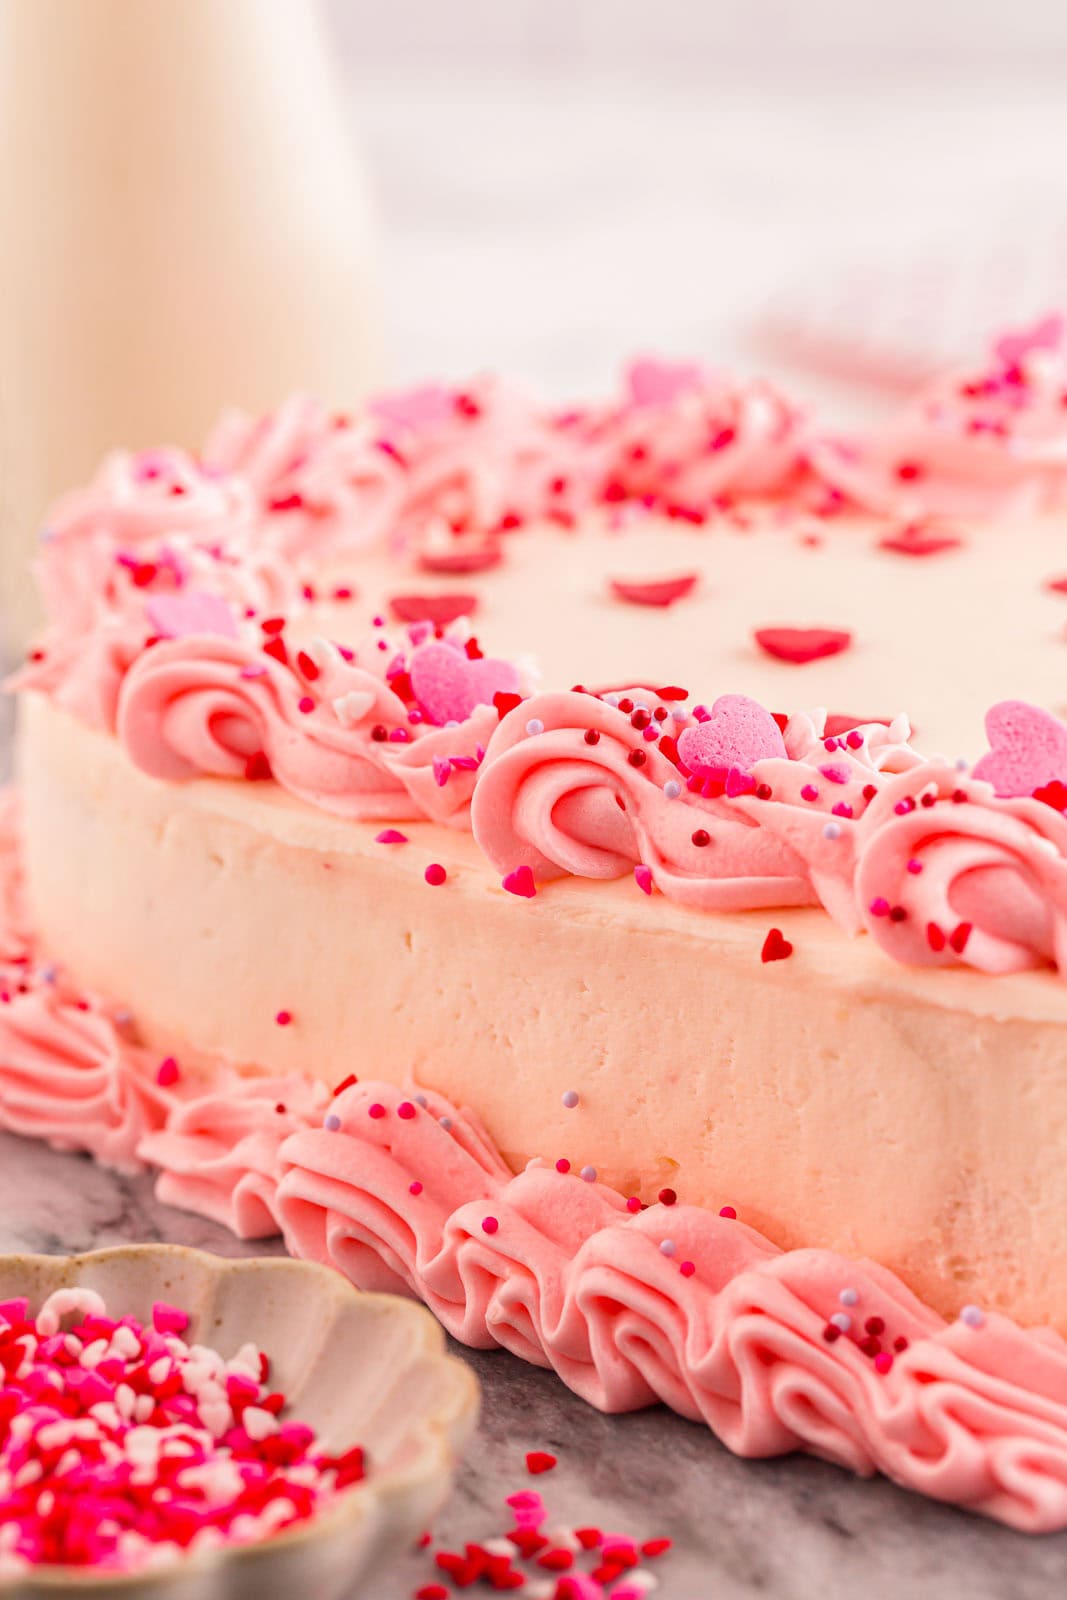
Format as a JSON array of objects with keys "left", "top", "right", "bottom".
[
  {"left": 503, "top": 866, "right": 537, "bottom": 899},
  {"left": 418, "top": 540, "right": 502, "bottom": 575},
  {"left": 754, "top": 627, "right": 852, "bottom": 664},
  {"left": 494, "top": 691, "right": 523, "bottom": 719},
  {"left": 761, "top": 928, "right": 793, "bottom": 963},
  {"left": 609, "top": 572, "right": 698, "bottom": 607},
  {"left": 525, "top": 1449, "right": 557, "bottom": 1474},
  {"left": 878, "top": 524, "right": 963, "bottom": 557},
  {"left": 389, "top": 592, "right": 479, "bottom": 626}
]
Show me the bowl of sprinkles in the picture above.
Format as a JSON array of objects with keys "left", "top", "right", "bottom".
[{"left": 0, "top": 1245, "right": 478, "bottom": 1597}]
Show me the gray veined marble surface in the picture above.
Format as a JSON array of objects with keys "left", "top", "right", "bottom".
[{"left": 0, "top": 1132, "right": 1065, "bottom": 1600}]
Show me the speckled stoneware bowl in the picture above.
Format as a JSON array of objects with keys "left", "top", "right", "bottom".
[{"left": 0, "top": 1246, "right": 479, "bottom": 1600}]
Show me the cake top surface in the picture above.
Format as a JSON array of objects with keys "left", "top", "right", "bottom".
[{"left": 17, "top": 318, "right": 1067, "bottom": 986}]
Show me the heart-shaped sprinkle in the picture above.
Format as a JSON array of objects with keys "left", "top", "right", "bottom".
[
  {"left": 634, "top": 864, "right": 653, "bottom": 895},
  {"left": 878, "top": 524, "right": 963, "bottom": 558},
  {"left": 418, "top": 539, "right": 502, "bottom": 575},
  {"left": 409, "top": 642, "right": 520, "bottom": 726},
  {"left": 972, "top": 700, "right": 1067, "bottom": 797},
  {"left": 754, "top": 626, "right": 852, "bottom": 664},
  {"left": 609, "top": 573, "right": 698, "bottom": 608},
  {"left": 761, "top": 928, "right": 793, "bottom": 963},
  {"left": 502, "top": 865, "right": 536, "bottom": 898},
  {"left": 389, "top": 592, "right": 479, "bottom": 626},
  {"left": 145, "top": 590, "right": 238, "bottom": 640},
  {"left": 677, "top": 694, "right": 787, "bottom": 779},
  {"left": 525, "top": 1450, "right": 557, "bottom": 1475}
]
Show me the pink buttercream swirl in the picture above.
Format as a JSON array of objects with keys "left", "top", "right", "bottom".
[
  {"left": 138, "top": 1074, "right": 329, "bottom": 1239},
  {"left": 472, "top": 691, "right": 923, "bottom": 926},
  {"left": 813, "top": 316, "right": 1067, "bottom": 517},
  {"left": 115, "top": 633, "right": 502, "bottom": 824},
  {"left": 273, "top": 1081, "right": 1067, "bottom": 1534},
  {"left": 583, "top": 359, "right": 811, "bottom": 514},
  {"left": 855, "top": 765, "right": 1067, "bottom": 975}
]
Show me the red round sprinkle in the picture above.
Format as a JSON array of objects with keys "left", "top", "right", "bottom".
[
  {"left": 658, "top": 1188, "right": 677, "bottom": 1207},
  {"left": 719, "top": 1205, "right": 737, "bottom": 1219},
  {"left": 691, "top": 829, "right": 710, "bottom": 847},
  {"left": 679, "top": 1260, "right": 696, "bottom": 1277},
  {"left": 368, "top": 1103, "right": 386, "bottom": 1119},
  {"left": 275, "top": 1010, "right": 292, "bottom": 1027},
  {"left": 409, "top": 1181, "right": 424, "bottom": 1196},
  {"left": 397, "top": 1101, "right": 416, "bottom": 1120},
  {"left": 584, "top": 729, "right": 601, "bottom": 745},
  {"left": 425, "top": 864, "right": 447, "bottom": 886},
  {"left": 628, "top": 749, "right": 646, "bottom": 767},
  {"left": 482, "top": 1216, "right": 499, "bottom": 1235},
  {"left": 556, "top": 1159, "right": 571, "bottom": 1174},
  {"left": 626, "top": 1196, "right": 642, "bottom": 1213}
]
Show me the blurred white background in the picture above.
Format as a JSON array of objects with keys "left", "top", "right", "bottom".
[{"left": 324, "top": 0, "right": 1067, "bottom": 409}]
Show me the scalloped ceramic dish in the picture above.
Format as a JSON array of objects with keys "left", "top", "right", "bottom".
[{"left": 0, "top": 1245, "right": 479, "bottom": 1599}]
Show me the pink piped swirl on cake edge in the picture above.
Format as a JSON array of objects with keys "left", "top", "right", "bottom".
[
  {"left": 855, "top": 765, "right": 1067, "bottom": 975},
  {"left": 273, "top": 1080, "right": 1067, "bottom": 1534},
  {"left": 812, "top": 317, "right": 1067, "bottom": 518},
  {"left": 138, "top": 1074, "right": 330, "bottom": 1240},
  {"left": 115, "top": 634, "right": 503, "bottom": 826},
  {"left": 473, "top": 691, "right": 925, "bottom": 931}
]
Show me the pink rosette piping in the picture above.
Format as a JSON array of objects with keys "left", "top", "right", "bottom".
[
  {"left": 472, "top": 691, "right": 817, "bottom": 910},
  {"left": 855, "top": 767, "right": 1067, "bottom": 975},
  {"left": 273, "top": 1082, "right": 1067, "bottom": 1532},
  {"left": 812, "top": 321, "right": 1067, "bottom": 518},
  {"left": 138, "top": 1074, "right": 328, "bottom": 1239},
  {"left": 116, "top": 635, "right": 496, "bottom": 824}
]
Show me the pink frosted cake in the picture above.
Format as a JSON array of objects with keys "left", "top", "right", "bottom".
[{"left": 9, "top": 321, "right": 1067, "bottom": 1531}]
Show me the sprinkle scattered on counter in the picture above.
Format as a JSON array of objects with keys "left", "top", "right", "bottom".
[{"left": 414, "top": 1456, "right": 673, "bottom": 1599}]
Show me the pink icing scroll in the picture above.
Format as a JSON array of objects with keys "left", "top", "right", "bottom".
[
  {"left": 139, "top": 1074, "right": 329, "bottom": 1239},
  {"left": 274, "top": 1081, "right": 1067, "bottom": 1534},
  {"left": 116, "top": 635, "right": 497, "bottom": 825}
]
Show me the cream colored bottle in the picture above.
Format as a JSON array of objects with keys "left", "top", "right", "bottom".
[{"left": 0, "top": 0, "right": 379, "bottom": 653}]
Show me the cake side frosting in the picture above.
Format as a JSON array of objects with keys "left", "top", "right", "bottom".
[{"left": 1, "top": 789, "right": 1067, "bottom": 1532}]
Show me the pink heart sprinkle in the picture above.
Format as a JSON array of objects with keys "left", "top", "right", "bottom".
[
  {"left": 609, "top": 573, "right": 698, "bottom": 608},
  {"left": 754, "top": 626, "right": 852, "bottom": 665},
  {"left": 502, "top": 865, "right": 536, "bottom": 898},
  {"left": 634, "top": 864, "right": 653, "bottom": 895},
  {"left": 410, "top": 642, "right": 520, "bottom": 726},
  {"left": 972, "top": 699, "right": 1067, "bottom": 797},
  {"left": 678, "top": 694, "right": 787, "bottom": 780},
  {"left": 145, "top": 590, "right": 238, "bottom": 640}
]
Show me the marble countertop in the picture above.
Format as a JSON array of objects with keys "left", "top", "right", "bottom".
[{"left": 0, "top": 1130, "right": 1064, "bottom": 1599}]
